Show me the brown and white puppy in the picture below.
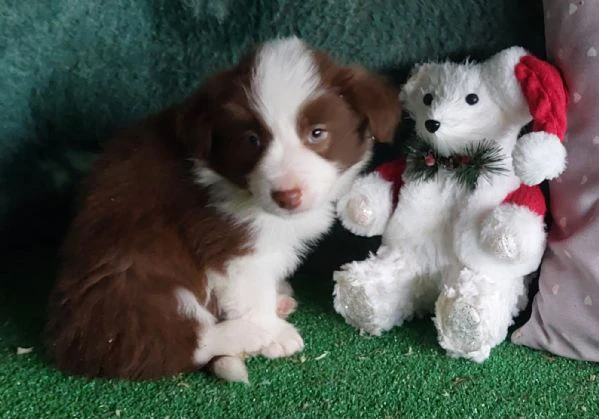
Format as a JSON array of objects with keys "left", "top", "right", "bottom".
[{"left": 44, "top": 36, "right": 401, "bottom": 382}]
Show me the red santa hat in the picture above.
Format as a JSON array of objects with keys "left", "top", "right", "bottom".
[{"left": 511, "top": 50, "right": 569, "bottom": 185}]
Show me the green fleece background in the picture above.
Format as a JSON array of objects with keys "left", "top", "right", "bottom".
[{"left": 1, "top": 0, "right": 598, "bottom": 417}]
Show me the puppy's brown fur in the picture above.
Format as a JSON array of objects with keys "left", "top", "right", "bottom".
[{"left": 44, "top": 39, "right": 401, "bottom": 381}]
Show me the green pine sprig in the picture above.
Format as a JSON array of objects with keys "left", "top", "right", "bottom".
[
  {"left": 453, "top": 139, "right": 508, "bottom": 190},
  {"left": 402, "top": 134, "right": 440, "bottom": 183},
  {"left": 402, "top": 134, "right": 508, "bottom": 191}
]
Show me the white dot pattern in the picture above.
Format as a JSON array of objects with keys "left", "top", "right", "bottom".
[
  {"left": 563, "top": 249, "right": 572, "bottom": 259},
  {"left": 569, "top": 3, "right": 578, "bottom": 15},
  {"left": 552, "top": 284, "right": 560, "bottom": 295},
  {"left": 514, "top": 0, "right": 599, "bottom": 362}
]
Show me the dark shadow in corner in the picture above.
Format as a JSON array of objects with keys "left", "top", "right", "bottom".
[{"left": 0, "top": 72, "right": 128, "bottom": 357}]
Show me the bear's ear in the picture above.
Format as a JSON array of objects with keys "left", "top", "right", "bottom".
[
  {"left": 479, "top": 46, "right": 529, "bottom": 112},
  {"left": 399, "top": 62, "right": 433, "bottom": 104}
]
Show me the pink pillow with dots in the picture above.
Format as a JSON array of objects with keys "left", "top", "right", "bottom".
[{"left": 511, "top": 0, "right": 599, "bottom": 361}]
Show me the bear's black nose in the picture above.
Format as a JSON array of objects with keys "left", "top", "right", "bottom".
[{"left": 425, "top": 119, "right": 441, "bottom": 133}]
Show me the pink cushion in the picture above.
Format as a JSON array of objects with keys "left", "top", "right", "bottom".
[{"left": 511, "top": 0, "right": 599, "bottom": 361}]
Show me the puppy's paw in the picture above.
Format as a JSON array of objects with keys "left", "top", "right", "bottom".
[
  {"left": 234, "top": 320, "right": 274, "bottom": 356},
  {"left": 210, "top": 356, "right": 250, "bottom": 384},
  {"left": 194, "top": 318, "right": 272, "bottom": 366},
  {"left": 261, "top": 320, "right": 304, "bottom": 359}
]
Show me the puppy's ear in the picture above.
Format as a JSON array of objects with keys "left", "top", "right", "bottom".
[
  {"left": 176, "top": 92, "right": 212, "bottom": 159},
  {"left": 176, "top": 70, "right": 234, "bottom": 159},
  {"left": 334, "top": 66, "right": 402, "bottom": 143}
]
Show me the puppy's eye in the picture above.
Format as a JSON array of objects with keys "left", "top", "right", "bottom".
[
  {"left": 242, "top": 131, "right": 261, "bottom": 147},
  {"left": 423, "top": 93, "right": 433, "bottom": 106},
  {"left": 465, "top": 93, "right": 479, "bottom": 105},
  {"left": 308, "top": 127, "right": 328, "bottom": 144}
]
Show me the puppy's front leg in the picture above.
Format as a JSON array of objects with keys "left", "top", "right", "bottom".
[
  {"left": 246, "top": 281, "right": 304, "bottom": 359},
  {"left": 215, "top": 271, "right": 304, "bottom": 359}
]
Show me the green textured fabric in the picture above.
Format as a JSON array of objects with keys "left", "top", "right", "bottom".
[
  {"left": 0, "top": 0, "right": 545, "bottom": 247},
  {"left": 3, "top": 1, "right": 597, "bottom": 417}
]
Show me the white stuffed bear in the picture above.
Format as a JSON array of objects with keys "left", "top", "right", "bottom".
[{"left": 332, "top": 46, "right": 569, "bottom": 363}]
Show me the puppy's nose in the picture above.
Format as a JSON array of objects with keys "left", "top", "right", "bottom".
[
  {"left": 425, "top": 119, "right": 441, "bottom": 133},
  {"left": 271, "top": 188, "right": 302, "bottom": 210}
]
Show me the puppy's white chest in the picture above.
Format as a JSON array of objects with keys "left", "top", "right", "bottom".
[
  {"left": 207, "top": 206, "right": 334, "bottom": 320},
  {"left": 207, "top": 246, "right": 297, "bottom": 320}
]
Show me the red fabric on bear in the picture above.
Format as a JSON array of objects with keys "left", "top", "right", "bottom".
[
  {"left": 502, "top": 183, "right": 547, "bottom": 216},
  {"left": 375, "top": 159, "right": 407, "bottom": 207}
]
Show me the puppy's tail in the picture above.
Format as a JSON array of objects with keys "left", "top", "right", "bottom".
[{"left": 210, "top": 356, "right": 249, "bottom": 384}]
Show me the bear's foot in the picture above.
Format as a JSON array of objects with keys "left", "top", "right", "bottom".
[
  {"left": 435, "top": 300, "right": 491, "bottom": 363},
  {"left": 333, "top": 246, "right": 425, "bottom": 336},
  {"left": 434, "top": 267, "right": 528, "bottom": 363}
]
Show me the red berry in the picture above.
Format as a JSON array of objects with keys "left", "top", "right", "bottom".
[{"left": 424, "top": 154, "right": 436, "bottom": 167}]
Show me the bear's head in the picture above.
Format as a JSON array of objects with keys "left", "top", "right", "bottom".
[{"left": 400, "top": 49, "right": 532, "bottom": 157}]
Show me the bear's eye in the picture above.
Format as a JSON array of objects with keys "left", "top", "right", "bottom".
[
  {"left": 423, "top": 93, "right": 433, "bottom": 106},
  {"left": 465, "top": 93, "right": 479, "bottom": 105}
]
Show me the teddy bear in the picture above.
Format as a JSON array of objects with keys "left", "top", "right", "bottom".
[{"left": 332, "top": 46, "right": 569, "bottom": 363}]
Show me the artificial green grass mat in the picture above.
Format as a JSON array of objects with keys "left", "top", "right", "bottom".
[{"left": 1, "top": 253, "right": 598, "bottom": 418}]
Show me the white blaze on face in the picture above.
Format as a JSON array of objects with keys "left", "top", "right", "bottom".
[
  {"left": 247, "top": 37, "right": 339, "bottom": 215},
  {"left": 249, "top": 37, "right": 320, "bottom": 131}
]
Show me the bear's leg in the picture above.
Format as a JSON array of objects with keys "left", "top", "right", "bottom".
[
  {"left": 433, "top": 266, "right": 527, "bottom": 363},
  {"left": 333, "top": 246, "right": 438, "bottom": 336}
]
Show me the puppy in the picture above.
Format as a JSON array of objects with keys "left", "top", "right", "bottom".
[{"left": 44, "top": 36, "right": 401, "bottom": 382}]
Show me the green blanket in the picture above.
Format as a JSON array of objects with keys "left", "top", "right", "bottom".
[
  {"left": 2, "top": 1, "right": 597, "bottom": 417},
  {"left": 0, "top": 0, "right": 545, "bottom": 245}
]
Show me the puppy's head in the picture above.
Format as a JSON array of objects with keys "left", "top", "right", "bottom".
[{"left": 178, "top": 37, "right": 401, "bottom": 216}]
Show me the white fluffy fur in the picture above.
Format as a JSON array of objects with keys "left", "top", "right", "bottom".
[
  {"left": 333, "top": 246, "right": 438, "bottom": 335},
  {"left": 250, "top": 37, "right": 320, "bottom": 129},
  {"left": 334, "top": 47, "right": 550, "bottom": 363},
  {"left": 336, "top": 172, "right": 393, "bottom": 236},
  {"left": 479, "top": 46, "right": 529, "bottom": 118},
  {"left": 479, "top": 203, "right": 547, "bottom": 263},
  {"left": 247, "top": 37, "right": 339, "bottom": 215},
  {"left": 190, "top": 37, "right": 372, "bottom": 382},
  {"left": 513, "top": 132, "right": 567, "bottom": 185},
  {"left": 434, "top": 266, "right": 527, "bottom": 363},
  {"left": 210, "top": 356, "right": 250, "bottom": 384}
]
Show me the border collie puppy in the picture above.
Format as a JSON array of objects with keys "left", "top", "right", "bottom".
[{"left": 45, "top": 36, "right": 401, "bottom": 382}]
